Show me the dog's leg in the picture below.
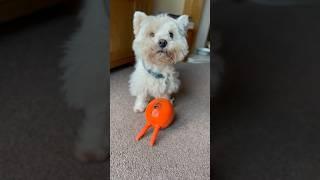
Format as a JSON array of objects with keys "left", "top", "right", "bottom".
[
  {"left": 170, "top": 96, "right": 175, "bottom": 105},
  {"left": 75, "top": 104, "right": 107, "bottom": 162},
  {"left": 134, "top": 94, "right": 148, "bottom": 113}
]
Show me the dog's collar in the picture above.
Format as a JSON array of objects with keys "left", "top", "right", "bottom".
[{"left": 142, "top": 61, "right": 165, "bottom": 79}]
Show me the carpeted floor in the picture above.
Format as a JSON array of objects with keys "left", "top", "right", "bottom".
[
  {"left": 214, "top": 2, "right": 320, "bottom": 180},
  {"left": 0, "top": 7, "right": 106, "bottom": 179},
  {"left": 110, "top": 63, "right": 210, "bottom": 179}
]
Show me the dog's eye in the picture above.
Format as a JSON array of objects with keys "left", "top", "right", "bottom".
[
  {"left": 169, "top": 32, "right": 174, "bottom": 38},
  {"left": 150, "top": 32, "right": 155, "bottom": 37}
]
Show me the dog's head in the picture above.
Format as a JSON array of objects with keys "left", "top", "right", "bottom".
[{"left": 132, "top": 11, "right": 189, "bottom": 66}]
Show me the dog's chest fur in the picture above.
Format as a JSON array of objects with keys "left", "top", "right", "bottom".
[{"left": 129, "top": 60, "right": 180, "bottom": 97}]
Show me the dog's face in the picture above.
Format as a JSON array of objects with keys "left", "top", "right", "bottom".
[{"left": 132, "top": 11, "right": 189, "bottom": 65}]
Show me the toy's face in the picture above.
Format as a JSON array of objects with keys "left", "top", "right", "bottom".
[{"left": 145, "top": 98, "right": 174, "bottom": 128}]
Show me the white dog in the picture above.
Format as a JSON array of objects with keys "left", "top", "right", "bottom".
[
  {"left": 60, "top": 0, "right": 108, "bottom": 162},
  {"left": 129, "top": 12, "right": 189, "bottom": 112}
]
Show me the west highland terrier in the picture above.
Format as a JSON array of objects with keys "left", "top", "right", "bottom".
[{"left": 129, "top": 11, "right": 189, "bottom": 112}]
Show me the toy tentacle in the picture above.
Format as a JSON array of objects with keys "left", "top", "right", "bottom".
[
  {"left": 135, "top": 122, "right": 151, "bottom": 141},
  {"left": 150, "top": 125, "right": 160, "bottom": 146}
]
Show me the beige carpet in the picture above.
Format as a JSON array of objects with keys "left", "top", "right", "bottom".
[{"left": 110, "top": 62, "right": 210, "bottom": 179}]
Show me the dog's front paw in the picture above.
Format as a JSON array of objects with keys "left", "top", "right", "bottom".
[
  {"left": 170, "top": 97, "right": 175, "bottom": 105},
  {"left": 133, "top": 104, "right": 145, "bottom": 113},
  {"left": 133, "top": 96, "right": 148, "bottom": 113}
]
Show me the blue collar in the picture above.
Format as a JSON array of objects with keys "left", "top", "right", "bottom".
[{"left": 142, "top": 61, "right": 165, "bottom": 79}]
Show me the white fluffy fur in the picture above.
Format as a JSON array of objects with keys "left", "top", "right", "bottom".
[
  {"left": 129, "top": 12, "right": 189, "bottom": 112},
  {"left": 60, "top": 0, "right": 108, "bottom": 162}
]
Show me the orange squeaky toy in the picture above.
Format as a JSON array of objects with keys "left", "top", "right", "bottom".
[{"left": 135, "top": 98, "right": 174, "bottom": 146}]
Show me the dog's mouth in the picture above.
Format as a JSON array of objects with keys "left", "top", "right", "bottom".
[
  {"left": 157, "top": 50, "right": 175, "bottom": 63},
  {"left": 156, "top": 50, "right": 166, "bottom": 54}
]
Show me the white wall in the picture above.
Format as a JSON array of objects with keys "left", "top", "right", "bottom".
[{"left": 153, "top": 0, "right": 185, "bottom": 15}]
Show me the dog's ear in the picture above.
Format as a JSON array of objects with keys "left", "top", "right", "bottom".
[
  {"left": 176, "top": 15, "right": 189, "bottom": 32},
  {"left": 133, "top": 11, "right": 147, "bottom": 36}
]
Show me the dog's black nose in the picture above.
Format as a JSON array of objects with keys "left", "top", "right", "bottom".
[{"left": 158, "top": 39, "right": 167, "bottom": 48}]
